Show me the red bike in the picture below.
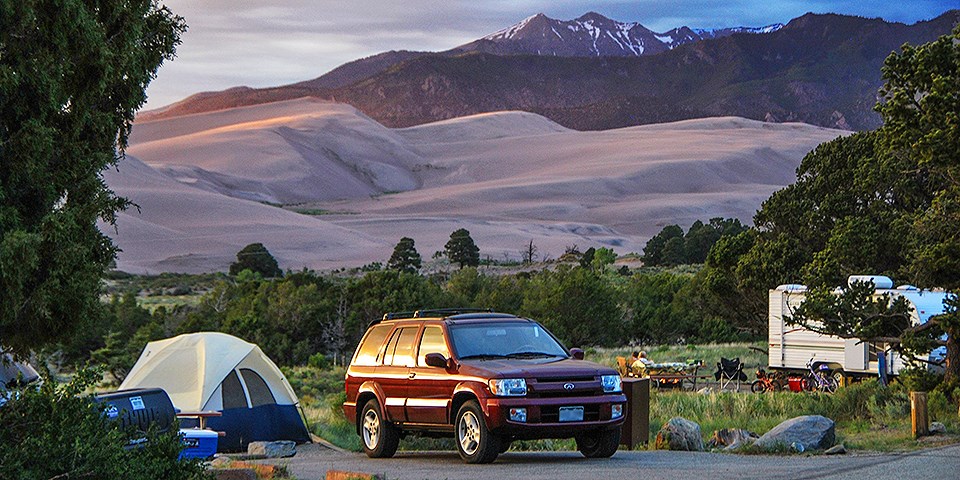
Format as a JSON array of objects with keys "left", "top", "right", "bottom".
[{"left": 750, "top": 369, "right": 783, "bottom": 393}]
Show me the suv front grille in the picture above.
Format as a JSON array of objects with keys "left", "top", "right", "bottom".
[
  {"left": 535, "top": 376, "right": 595, "bottom": 383},
  {"left": 528, "top": 376, "right": 603, "bottom": 398}
]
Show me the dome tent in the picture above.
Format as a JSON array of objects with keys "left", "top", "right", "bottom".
[{"left": 119, "top": 332, "right": 310, "bottom": 451}]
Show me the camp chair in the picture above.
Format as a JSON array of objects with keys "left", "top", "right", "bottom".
[
  {"left": 714, "top": 357, "right": 747, "bottom": 391},
  {"left": 616, "top": 357, "right": 628, "bottom": 377}
]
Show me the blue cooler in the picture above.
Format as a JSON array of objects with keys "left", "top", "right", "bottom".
[{"left": 179, "top": 429, "right": 219, "bottom": 460}]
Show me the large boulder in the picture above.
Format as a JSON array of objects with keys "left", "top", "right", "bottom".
[
  {"left": 247, "top": 440, "right": 297, "bottom": 458},
  {"left": 755, "top": 415, "right": 835, "bottom": 452},
  {"left": 655, "top": 417, "right": 704, "bottom": 451}
]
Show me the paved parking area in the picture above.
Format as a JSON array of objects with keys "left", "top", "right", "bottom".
[{"left": 261, "top": 442, "right": 960, "bottom": 480}]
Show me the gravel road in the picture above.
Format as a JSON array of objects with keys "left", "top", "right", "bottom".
[{"left": 260, "top": 442, "right": 959, "bottom": 480}]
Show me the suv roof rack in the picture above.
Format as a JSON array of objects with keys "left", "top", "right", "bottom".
[{"left": 380, "top": 308, "right": 494, "bottom": 323}]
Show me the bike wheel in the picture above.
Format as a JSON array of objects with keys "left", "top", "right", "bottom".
[
  {"left": 750, "top": 380, "right": 765, "bottom": 393},
  {"left": 822, "top": 374, "right": 839, "bottom": 393}
]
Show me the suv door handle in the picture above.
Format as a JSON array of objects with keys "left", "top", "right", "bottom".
[{"left": 408, "top": 372, "right": 416, "bottom": 379}]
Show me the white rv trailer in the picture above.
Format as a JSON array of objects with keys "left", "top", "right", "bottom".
[{"left": 768, "top": 275, "right": 949, "bottom": 379}]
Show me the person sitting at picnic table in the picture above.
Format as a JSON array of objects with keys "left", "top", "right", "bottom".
[
  {"left": 630, "top": 351, "right": 640, "bottom": 365},
  {"left": 631, "top": 351, "right": 654, "bottom": 374}
]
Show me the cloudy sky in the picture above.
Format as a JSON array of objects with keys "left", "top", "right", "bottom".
[{"left": 143, "top": 0, "right": 957, "bottom": 109}]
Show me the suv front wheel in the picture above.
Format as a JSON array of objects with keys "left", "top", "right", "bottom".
[
  {"left": 576, "top": 428, "right": 621, "bottom": 458},
  {"left": 455, "top": 400, "right": 501, "bottom": 463},
  {"left": 361, "top": 398, "right": 400, "bottom": 458}
]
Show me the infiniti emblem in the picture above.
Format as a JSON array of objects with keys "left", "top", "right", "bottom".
[{"left": 563, "top": 383, "right": 575, "bottom": 390}]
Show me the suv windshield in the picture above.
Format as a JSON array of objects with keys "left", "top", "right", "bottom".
[{"left": 448, "top": 321, "right": 568, "bottom": 359}]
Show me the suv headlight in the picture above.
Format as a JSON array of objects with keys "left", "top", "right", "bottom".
[
  {"left": 489, "top": 378, "right": 527, "bottom": 396},
  {"left": 601, "top": 375, "right": 622, "bottom": 393}
]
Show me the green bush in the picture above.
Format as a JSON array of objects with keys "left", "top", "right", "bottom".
[
  {"left": 898, "top": 366, "right": 943, "bottom": 393},
  {"left": 0, "top": 368, "right": 207, "bottom": 480},
  {"left": 308, "top": 353, "right": 330, "bottom": 370}
]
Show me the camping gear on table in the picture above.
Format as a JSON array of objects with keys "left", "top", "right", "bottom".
[
  {"left": 633, "top": 361, "right": 702, "bottom": 389},
  {"left": 119, "top": 332, "right": 310, "bottom": 452}
]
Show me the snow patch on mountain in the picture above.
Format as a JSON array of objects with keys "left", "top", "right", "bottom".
[{"left": 471, "top": 12, "right": 784, "bottom": 58}]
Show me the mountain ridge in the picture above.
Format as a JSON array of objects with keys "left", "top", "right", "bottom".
[{"left": 138, "top": 10, "right": 959, "bottom": 131}]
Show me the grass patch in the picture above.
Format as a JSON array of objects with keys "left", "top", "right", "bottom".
[{"left": 288, "top": 346, "right": 960, "bottom": 454}]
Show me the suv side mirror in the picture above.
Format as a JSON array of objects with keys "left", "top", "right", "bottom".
[
  {"left": 569, "top": 348, "right": 585, "bottom": 360},
  {"left": 424, "top": 353, "right": 448, "bottom": 368}
]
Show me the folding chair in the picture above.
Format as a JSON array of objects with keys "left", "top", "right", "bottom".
[
  {"left": 616, "top": 357, "right": 628, "bottom": 377},
  {"left": 714, "top": 357, "right": 747, "bottom": 391}
]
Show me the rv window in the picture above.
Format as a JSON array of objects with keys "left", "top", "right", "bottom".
[
  {"left": 222, "top": 370, "right": 248, "bottom": 409},
  {"left": 240, "top": 368, "right": 276, "bottom": 407}
]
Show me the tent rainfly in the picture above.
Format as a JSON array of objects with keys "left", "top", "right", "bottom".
[{"left": 119, "top": 332, "right": 310, "bottom": 451}]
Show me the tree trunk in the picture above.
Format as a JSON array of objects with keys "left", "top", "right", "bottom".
[{"left": 944, "top": 330, "right": 960, "bottom": 386}]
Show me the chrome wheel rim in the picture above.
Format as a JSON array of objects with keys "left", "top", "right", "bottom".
[
  {"left": 362, "top": 409, "right": 380, "bottom": 449},
  {"left": 458, "top": 410, "right": 481, "bottom": 455}
]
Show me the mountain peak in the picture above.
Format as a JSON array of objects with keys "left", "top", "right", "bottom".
[{"left": 576, "top": 11, "right": 613, "bottom": 23}]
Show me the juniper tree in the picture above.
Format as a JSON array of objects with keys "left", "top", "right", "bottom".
[{"left": 0, "top": 1, "right": 185, "bottom": 356}]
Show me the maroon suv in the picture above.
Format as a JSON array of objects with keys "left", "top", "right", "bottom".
[{"left": 343, "top": 309, "right": 626, "bottom": 463}]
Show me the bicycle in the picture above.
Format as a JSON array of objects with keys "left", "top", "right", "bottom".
[
  {"left": 803, "top": 358, "right": 838, "bottom": 393},
  {"left": 750, "top": 369, "right": 783, "bottom": 393}
]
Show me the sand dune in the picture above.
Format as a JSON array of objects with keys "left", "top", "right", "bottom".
[
  {"left": 318, "top": 116, "right": 844, "bottom": 239},
  {"left": 114, "top": 99, "right": 846, "bottom": 272},
  {"left": 103, "top": 155, "right": 388, "bottom": 273},
  {"left": 128, "top": 98, "right": 420, "bottom": 204}
]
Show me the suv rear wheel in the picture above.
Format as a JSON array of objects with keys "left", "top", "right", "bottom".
[
  {"left": 455, "top": 400, "right": 501, "bottom": 463},
  {"left": 576, "top": 428, "right": 621, "bottom": 458},
  {"left": 361, "top": 398, "right": 399, "bottom": 458}
]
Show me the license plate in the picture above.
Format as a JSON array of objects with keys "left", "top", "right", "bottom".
[{"left": 559, "top": 406, "right": 584, "bottom": 422}]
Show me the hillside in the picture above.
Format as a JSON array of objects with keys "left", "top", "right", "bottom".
[{"left": 137, "top": 11, "right": 958, "bottom": 130}]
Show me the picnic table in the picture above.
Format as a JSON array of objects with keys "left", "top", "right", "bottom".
[
  {"left": 617, "top": 357, "right": 706, "bottom": 391},
  {"left": 176, "top": 410, "right": 225, "bottom": 435}
]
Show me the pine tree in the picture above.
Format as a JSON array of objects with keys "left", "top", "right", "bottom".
[
  {"left": 387, "top": 237, "right": 422, "bottom": 274},
  {"left": 445, "top": 228, "right": 480, "bottom": 269}
]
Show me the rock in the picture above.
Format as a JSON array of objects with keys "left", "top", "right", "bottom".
[
  {"left": 327, "top": 471, "right": 384, "bottom": 480},
  {"left": 756, "top": 415, "right": 835, "bottom": 452},
  {"left": 246, "top": 440, "right": 296, "bottom": 458},
  {"left": 211, "top": 469, "right": 257, "bottom": 480},
  {"left": 707, "top": 428, "right": 759, "bottom": 450},
  {"left": 697, "top": 387, "right": 714, "bottom": 395},
  {"left": 930, "top": 422, "right": 947, "bottom": 435},
  {"left": 825, "top": 444, "right": 847, "bottom": 455},
  {"left": 655, "top": 417, "right": 704, "bottom": 451},
  {"left": 208, "top": 456, "right": 232, "bottom": 468}
]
